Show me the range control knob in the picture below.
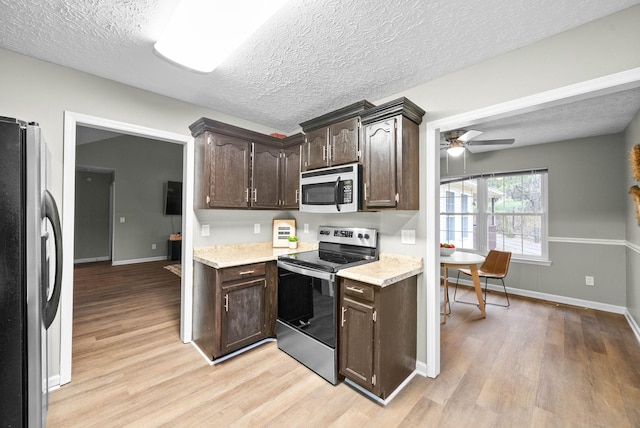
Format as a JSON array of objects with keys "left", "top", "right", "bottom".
[
  {"left": 357, "top": 233, "right": 363, "bottom": 239},
  {"left": 364, "top": 234, "right": 370, "bottom": 239}
]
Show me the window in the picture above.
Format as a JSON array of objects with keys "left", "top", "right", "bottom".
[{"left": 440, "top": 169, "right": 548, "bottom": 261}]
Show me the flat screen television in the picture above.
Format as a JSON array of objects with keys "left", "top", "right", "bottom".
[{"left": 164, "top": 181, "right": 182, "bottom": 216}]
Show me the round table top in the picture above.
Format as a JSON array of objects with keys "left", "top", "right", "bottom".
[{"left": 440, "top": 251, "right": 485, "bottom": 265}]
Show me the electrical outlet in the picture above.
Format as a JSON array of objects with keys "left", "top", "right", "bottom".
[
  {"left": 585, "top": 276, "right": 595, "bottom": 286},
  {"left": 151, "top": 243, "right": 157, "bottom": 250},
  {"left": 119, "top": 217, "right": 125, "bottom": 223},
  {"left": 254, "top": 223, "right": 260, "bottom": 234},
  {"left": 304, "top": 223, "right": 309, "bottom": 233},
  {"left": 201, "top": 224, "right": 210, "bottom": 237},
  {"left": 401, "top": 230, "right": 416, "bottom": 245}
]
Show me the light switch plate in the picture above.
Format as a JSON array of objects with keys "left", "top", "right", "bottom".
[
  {"left": 304, "top": 223, "right": 309, "bottom": 233},
  {"left": 119, "top": 217, "right": 125, "bottom": 223},
  {"left": 201, "top": 224, "right": 210, "bottom": 236},
  {"left": 401, "top": 229, "right": 416, "bottom": 245},
  {"left": 254, "top": 223, "right": 260, "bottom": 234}
]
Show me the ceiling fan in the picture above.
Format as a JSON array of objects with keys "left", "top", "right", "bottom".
[{"left": 441, "top": 130, "right": 515, "bottom": 157}]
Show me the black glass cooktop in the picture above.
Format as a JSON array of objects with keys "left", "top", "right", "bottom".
[{"left": 278, "top": 249, "right": 373, "bottom": 273}]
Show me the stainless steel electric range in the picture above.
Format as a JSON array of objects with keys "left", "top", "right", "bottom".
[{"left": 276, "top": 225, "right": 379, "bottom": 384}]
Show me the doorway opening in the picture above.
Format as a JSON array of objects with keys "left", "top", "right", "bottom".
[{"left": 61, "top": 112, "right": 194, "bottom": 386}]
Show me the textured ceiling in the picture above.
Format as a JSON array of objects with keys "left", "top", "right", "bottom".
[
  {"left": 1, "top": 0, "right": 639, "bottom": 140},
  {"left": 443, "top": 86, "right": 640, "bottom": 155}
]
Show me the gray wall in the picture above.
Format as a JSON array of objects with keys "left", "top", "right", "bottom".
[
  {"left": 441, "top": 134, "right": 628, "bottom": 306},
  {"left": 626, "top": 110, "right": 640, "bottom": 324},
  {"left": 76, "top": 135, "right": 183, "bottom": 263},
  {"left": 74, "top": 170, "right": 113, "bottom": 261}
]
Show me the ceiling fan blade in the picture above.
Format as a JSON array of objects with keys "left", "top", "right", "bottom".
[
  {"left": 457, "top": 130, "right": 483, "bottom": 142},
  {"left": 467, "top": 138, "right": 515, "bottom": 146}
]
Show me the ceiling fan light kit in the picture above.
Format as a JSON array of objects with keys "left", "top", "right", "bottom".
[{"left": 446, "top": 142, "right": 465, "bottom": 157}]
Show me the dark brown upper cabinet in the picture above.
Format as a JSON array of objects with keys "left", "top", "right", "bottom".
[
  {"left": 280, "top": 146, "right": 300, "bottom": 209},
  {"left": 190, "top": 118, "right": 303, "bottom": 210},
  {"left": 361, "top": 98, "right": 425, "bottom": 211},
  {"left": 300, "top": 101, "right": 374, "bottom": 171},
  {"left": 251, "top": 143, "right": 281, "bottom": 209}
]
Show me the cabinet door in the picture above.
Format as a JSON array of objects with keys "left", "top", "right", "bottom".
[
  {"left": 209, "top": 134, "right": 250, "bottom": 208},
  {"left": 304, "top": 128, "right": 329, "bottom": 171},
  {"left": 280, "top": 146, "right": 300, "bottom": 209},
  {"left": 330, "top": 117, "right": 360, "bottom": 166},
  {"left": 339, "top": 297, "right": 375, "bottom": 390},
  {"left": 251, "top": 144, "right": 280, "bottom": 209},
  {"left": 220, "top": 278, "right": 266, "bottom": 354},
  {"left": 363, "top": 119, "right": 397, "bottom": 208}
]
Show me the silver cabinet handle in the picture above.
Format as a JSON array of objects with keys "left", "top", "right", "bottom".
[
  {"left": 346, "top": 286, "right": 364, "bottom": 294},
  {"left": 364, "top": 183, "right": 368, "bottom": 201},
  {"left": 331, "top": 142, "right": 335, "bottom": 161},
  {"left": 341, "top": 306, "right": 346, "bottom": 327},
  {"left": 253, "top": 188, "right": 257, "bottom": 202},
  {"left": 295, "top": 189, "right": 299, "bottom": 203},
  {"left": 245, "top": 188, "right": 249, "bottom": 202},
  {"left": 239, "top": 270, "right": 255, "bottom": 275},
  {"left": 322, "top": 145, "right": 326, "bottom": 161},
  {"left": 224, "top": 294, "right": 229, "bottom": 312}
]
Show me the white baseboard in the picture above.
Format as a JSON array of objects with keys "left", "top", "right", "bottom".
[
  {"left": 74, "top": 256, "right": 110, "bottom": 264},
  {"left": 111, "top": 256, "right": 168, "bottom": 266},
  {"left": 191, "top": 338, "right": 275, "bottom": 366},
  {"left": 344, "top": 370, "right": 419, "bottom": 406},
  {"left": 48, "top": 374, "right": 60, "bottom": 392},
  {"left": 415, "top": 360, "right": 427, "bottom": 377},
  {"left": 625, "top": 309, "right": 640, "bottom": 344},
  {"left": 448, "top": 277, "right": 626, "bottom": 314}
]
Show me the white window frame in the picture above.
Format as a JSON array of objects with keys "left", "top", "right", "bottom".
[{"left": 440, "top": 169, "right": 549, "bottom": 263}]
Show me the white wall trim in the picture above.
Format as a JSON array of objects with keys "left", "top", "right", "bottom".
[
  {"left": 625, "top": 309, "right": 640, "bottom": 344},
  {"left": 111, "top": 256, "right": 169, "bottom": 266},
  {"left": 451, "top": 278, "right": 626, "bottom": 314},
  {"left": 424, "top": 67, "right": 640, "bottom": 379},
  {"left": 74, "top": 256, "right": 110, "bottom": 264},
  {"left": 628, "top": 241, "right": 640, "bottom": 254},
  {"left": 549, "top": 236, "right": 627, "bottom": 246},
  {"left": 62, "top": 111, "right": 194, "bottom": 386}
]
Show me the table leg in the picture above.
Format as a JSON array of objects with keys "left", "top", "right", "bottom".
[
  {"left": 443, "top": 265, "right": 448, "bottom": 324},
  {"left": 470, "top": 264, "right": 486, "bottom": 318}
]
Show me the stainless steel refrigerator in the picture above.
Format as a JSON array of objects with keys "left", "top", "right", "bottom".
[{"left": 0, "top": 116, "right": 63, "bottom": 427}]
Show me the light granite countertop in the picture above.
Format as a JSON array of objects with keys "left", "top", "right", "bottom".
[
  {"left": 193, "top": 241, "right": 318, "bottom": 269},
  {"left": 194, "top": 243, "right": 423, "bottom": 287},
  {"left": 338, "top": 254, "right": 423, "bottom": 287}
]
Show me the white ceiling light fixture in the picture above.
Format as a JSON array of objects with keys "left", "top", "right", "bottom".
[
  {"left": 446, "top": 141, "right": 465, "bottom": 157},
  {"left": 154, "top": 0, "right": 290, "bottom": 73}
]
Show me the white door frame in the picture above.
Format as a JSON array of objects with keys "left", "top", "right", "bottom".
[
  {"left": 424, "top": 67, "right": 640, "bottom": 378},
  {"left": 61, "top": 112, "right": 195, "bottom": 385}
]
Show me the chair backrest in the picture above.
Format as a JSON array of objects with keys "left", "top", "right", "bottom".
[{"left": 480, "top": 250, "right": 511, "bottom": 278}]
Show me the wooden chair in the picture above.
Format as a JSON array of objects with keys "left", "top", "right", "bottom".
[{"left": 454, "top": 250, "right": 512, "bottom": 308}]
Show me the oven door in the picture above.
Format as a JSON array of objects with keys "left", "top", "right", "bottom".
[
  {"left": 299, "top": 164, "right": 359, "bottom": 213},
  {"left": 276, "top": 261, "right": 338, "bottom": 384}
]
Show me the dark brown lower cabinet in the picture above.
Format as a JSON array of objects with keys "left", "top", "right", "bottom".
[
  {"left": 339, "top": 276, "right": 417, "bottom": 400},
  {"left": 193, "top": 261, "right": 276, "bottom": 360}
]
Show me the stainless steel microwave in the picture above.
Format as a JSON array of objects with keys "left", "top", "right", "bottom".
[{"left": 299, "top": 163, "right": 360, "bottom": 213}]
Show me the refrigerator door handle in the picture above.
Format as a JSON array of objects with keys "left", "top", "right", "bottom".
[{"left": 42, "top": 190, "right": 62, "bottom": 329}]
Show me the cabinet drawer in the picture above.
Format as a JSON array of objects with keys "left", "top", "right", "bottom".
[
  {"left": 342, "top": 279, "right": 375, "bottom": 302},
  {"left": 221, "top": 263, "right": 266, "bottom": 282}
]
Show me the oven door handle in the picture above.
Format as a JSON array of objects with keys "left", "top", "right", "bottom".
[
  {"left": 334, "top": 176, "right": 341, "bottom": 212},
  {"left": 277, "top": 261, "right": 335, "bottom": 282}
]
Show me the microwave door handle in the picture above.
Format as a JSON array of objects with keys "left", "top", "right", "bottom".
[{"left": 334, "top": 176, "right": 341, "bottom": 212}]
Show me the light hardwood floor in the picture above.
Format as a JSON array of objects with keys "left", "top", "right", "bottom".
[{"left": 48, "top": 262, "right": 640, "bottom": 427}]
